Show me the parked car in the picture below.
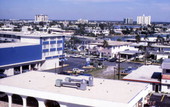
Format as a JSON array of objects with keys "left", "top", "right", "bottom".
[
  {"left": 108, "top": 58, "right": 117, "bottom": 62},
  {"left": 22, "top": 69, "right": 29, "bottom": 73},
  {"left": 116, "top": 58, "right": 126, "bottom": 63},
  {"left": 98, "top": 57, "right": 108, "bottom": 61},
  {"left": 70, "top": 54, "right": 82, "bottom": 58},
  {"left": 121, "top": 67, "right": 134, "bottom": 73},
  {"left": 0, "top": 73, "right": 7, "bottom": 78},
  {"left": 58, "top": 72, "right": 72, "bottom": 75},
  {"left": 59, "top": 58, "right": 68, "bottom": 62},
  {"left": 78, "top": 73, "right": 92, "bottom": 76},
  {"left": 72, "top": 68, "right": 85, "bottom": 73},
  {"left": 14, "top": 70, "right": 20, "bottom": 75}
]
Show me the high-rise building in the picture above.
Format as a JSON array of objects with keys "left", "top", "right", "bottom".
[
  {"left": 124, "top": 18, "right": 133, "bottom": 25},
  {"left": 35, "top": 14, "right": 48, "bottom": 22},
  {"left": 77, "top": 19, "right": 88, "bottom": 24},
  {"left": 137, "top": 14, "right": 151, "bottom": 25}
]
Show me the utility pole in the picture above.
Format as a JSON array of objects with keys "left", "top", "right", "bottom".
[
  {"left": 61, "top": 36, "right": 64, "bottom": 73},
  {"left": 62, "top": 59, "right": 64, "bottom": 73},
  {"left": 118, "top": 52, "right": 121, "bottom": 80},
  {"left": 55, "top": 63, "right": 56, "bottom": 74}
]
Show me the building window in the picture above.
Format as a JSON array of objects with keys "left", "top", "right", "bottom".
[
  {"left": 43, "top": 44, "right": 49, "bottom": 49},
  {"left": 168, "top": 86, "right": 170, "bottom": 89},
  {"left": 166, "top": 69, "right": 170, "bottom": 74},
  {"left": 57, "top": 43, "right": 62, "bottom": 48},
  {"left": 50, "top": 51, "right": 56, "bottom": 56},
  {"left": 43, "top": 52, "right": 49, "bottom": 57},
  {"left": 57, "top": 50, "right": 62, "bottom": 55},
  {"left": 51, "top": 44, "right": 55, "bottom": 48}
]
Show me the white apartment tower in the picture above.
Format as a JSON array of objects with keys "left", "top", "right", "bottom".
[
  {"left": 35, "top": 14, "right": 48, "bottom": 22},
  {"left": 137, "top": 14, "right": 151, "bottom": 25}
]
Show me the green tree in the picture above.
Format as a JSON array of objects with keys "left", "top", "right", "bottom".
[
  {"left": 102, "top": 40, "right": 109, "bottom": 48},
  {"left": 156, "top": 35, "right": 164, "bottom": 45},
  {"left": 138, "top": 45, "right": 151, "bottom": 65},
  {"left": 68, "top": 36, "right": 82, "bottom": 49},
  {"left": 144, "top": 35, "right": 149, "bottom": 41},
  {"left": 39, "top": 21, "right": 46, "bottom": 27},
  {"left": 135, "top": 34, "right": 141, "bottom": 43},
  {"left": 117, "top": 38, "right": 122, "bottom": 41},
  {"left": 166, "top": 35, "right": 170, "bottom": 44}
]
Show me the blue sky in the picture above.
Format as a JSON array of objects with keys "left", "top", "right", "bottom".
[{"left": 0, "top": 0, "right": 170, "bottom": 22}]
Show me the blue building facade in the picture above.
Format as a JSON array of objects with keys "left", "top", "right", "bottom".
[
  {"left": 0, "top": 44, "right": 42, "bottom": 66},
  {"left": 0, "top": 31, "right": 65, "bottom": 76}
]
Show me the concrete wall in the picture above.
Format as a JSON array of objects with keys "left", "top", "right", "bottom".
[
  {"left": 162, "top": 79, "right": 170, "bottom": 84},
  {"left": 41, "top": 58, "right": 59, "bottom": 70},
  {"left": 157, "top": 54, "right": 169, "bottom": 60},
  {"left": 21, "top": 37, "right": 40, "bottom": 44},
  {"left": 161, "top": 79, "right": 170, "bottom": 93},
  {"left": 161, "top": 85, "right": 170, "bottom": 93},
  {"left": 128, "top": 85, "right": 152, "bottom": 107}
]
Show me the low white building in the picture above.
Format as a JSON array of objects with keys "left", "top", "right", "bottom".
[
  {"left": 92, "top": 27, "right": 102, "bottom": 35},
  {"left": 131, "top": 42, "right": 170, "bottom": 60},
  {"left": 123, "top": 65, "right": 162, "bottom": 92},
  {"left": 88, "top": 41, "right": 137, "bottom": 58},
  {"left": 161, "top": 59, "right": 170, "bottom": 92},
  {"left": 0, "top": 71, "right": 151, "bottom": 107},
  {"left": 101, "top": 29, "right": 110, "bottom": 36},
  {"left": 123, "top": 59, "right": 170, "bottom": 93}
]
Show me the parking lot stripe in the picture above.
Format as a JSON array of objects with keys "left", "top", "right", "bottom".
[{"left": 161, "top": 95, "right": 165, "bottom": 102}]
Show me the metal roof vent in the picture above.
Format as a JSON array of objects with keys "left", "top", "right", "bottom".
[
  {"left": 65, "top": 76, "right": 93, "bottom": 87},
  {"left": 55, "top": 76, "right": 94, "bottom": 90}
]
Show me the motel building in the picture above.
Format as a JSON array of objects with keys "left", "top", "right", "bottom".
[
  {"left": 0, "top": 71, "right": 152, "bottom": 107},
  {"left": 123, "top": 59, "right": 170, "bottom": 93},
  {"left": 0, "top": 31, "right": 65, "bottom": 76},
  {"left": 88, "top": 40, "right": 136, "bottom": 58}
]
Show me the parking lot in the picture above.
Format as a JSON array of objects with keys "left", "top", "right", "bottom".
[
  {"left": 43, "top": 57, "right": 143, "bottom": 75},
  {"left": 145, "top": 93, "right": 170, "bottom": 107}
]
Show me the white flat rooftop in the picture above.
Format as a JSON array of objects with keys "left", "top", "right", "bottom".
[
  {"left": 0, "top": 31, "right": 63, "bottom": 37},
  {"left": 119, "top": 50, "right": 142, "bottom": 55},
  {"left": 90, "top": 41, "right": 131, "bottom": 46},
  {"left": 123, "top": 65, "right": 162, "bottom": 83},
  {"left": 0, "top": 42, "right": 39, "bottom": 48},
  {"left": 162, "top": 59, "right": 170, "bottom": 69},
  {"left": 0, "top": 71, "right": 149, "bottom": 105}
]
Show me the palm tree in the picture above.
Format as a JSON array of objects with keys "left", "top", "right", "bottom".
[
  {"left": 102, "top": 40, "right": 109, "bottom": 48},
  {"left": 135, "top": 34, "right": 141, "bottom": 43},
  {"left": 144, "top": 35, "right": 149, "bottom": 42},
  {"left": 138, "top": 45, "right": 145, "bottom": 52},
  {"left": 156, "top": 35, "right": 164, "bottom": 45},
  {"left": 138, "top": 44, "right": 151, "bottom": 65},
  {"left": 166, "top": 35, "right": 170, "bottom": 45}
]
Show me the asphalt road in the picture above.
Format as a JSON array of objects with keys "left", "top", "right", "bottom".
[
  {"left": 43, "top": 57, "right": 143, "bottom": 73},
  {"left": 104, "top": 61, "right": 143, "bottom": 68}
]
